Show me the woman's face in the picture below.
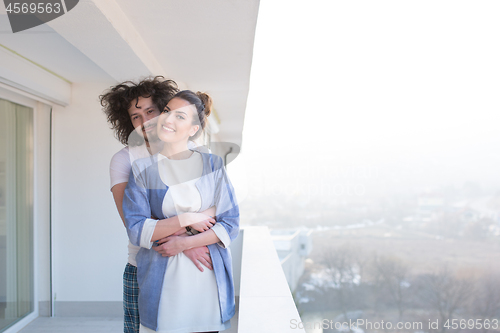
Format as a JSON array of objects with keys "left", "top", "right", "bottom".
[{"left": 157, "top": 97, "right": 200, "bottom": 144}]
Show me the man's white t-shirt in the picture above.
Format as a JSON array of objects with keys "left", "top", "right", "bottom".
[{"left": 110, "top": 144, "right": 152, "bottom": 266}]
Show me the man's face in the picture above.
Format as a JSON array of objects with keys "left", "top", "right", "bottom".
[{"left": 128, "top": 96, "right": 161, "bottom": 142}]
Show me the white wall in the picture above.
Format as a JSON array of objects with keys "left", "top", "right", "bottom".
[
  {"left": 51, "top": 81, "right": 128, "bottom": 304},
  {"left": 34, "top": 102, "right": 52, "bottom": 315}
]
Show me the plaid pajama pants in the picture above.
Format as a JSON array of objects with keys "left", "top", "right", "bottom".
[{"left": 123, "top": 263, "right": 140, "bottom": 333}]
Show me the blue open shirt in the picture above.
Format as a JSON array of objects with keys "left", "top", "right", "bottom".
[{"left": 123, "top": 150, "right": 239, "bottom": 330}]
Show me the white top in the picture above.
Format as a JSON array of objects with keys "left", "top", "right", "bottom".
[{"left": 140, "top": 151, "right": 230, "bottom": 333}]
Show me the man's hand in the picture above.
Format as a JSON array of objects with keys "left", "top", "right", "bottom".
[
  {"left": 153, "top": 235, "right": 186, "bottom": 257},
  {"left": 183, "top": 246, "right": 212, "bottom": 272}
]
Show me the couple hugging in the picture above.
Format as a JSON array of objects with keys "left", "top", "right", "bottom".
[{"left": 101, "top": 77, "right": 239, "bottom": 333}]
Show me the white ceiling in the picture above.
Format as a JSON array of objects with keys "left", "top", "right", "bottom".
[
  {"left": 0, "top": 0, "right": 260, "bottom": 146},
  {"left": 0, "top": 14, "right": 114, "bottom": 83}
]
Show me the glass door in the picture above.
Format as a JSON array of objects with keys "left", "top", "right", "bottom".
[{"left": 0, "top": 98, "right": 34, "bottom": 332}]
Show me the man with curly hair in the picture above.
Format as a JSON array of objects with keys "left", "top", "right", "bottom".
[{"left": 100, "top": 77, "right": 214, "bottom": 333}]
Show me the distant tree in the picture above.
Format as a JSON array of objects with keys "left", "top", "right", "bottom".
[
  {"left": 417, "top": 267, "right": 474, "bottom": 333},
  {"left": 370, "top": 255, "right": 410, "bottom": 321},
  {"left": 321, "top": 243, "right": 361, "bottom": 326},
  {"left": 468, "top": 271, "right": 500, "bottom": 333}
]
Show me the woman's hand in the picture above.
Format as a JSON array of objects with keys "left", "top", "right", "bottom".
[
  {"left": 190, "top": 207, "right": 217, "bottom": 232},
  {"left": 178, "top": 212, "right": 215, "bottom": 228},
  {"left": 153, "top": 235, "right": 186, "bottom": 257},
  {"left": 190, "top": 219, "right": 215, "bottom": 233}
]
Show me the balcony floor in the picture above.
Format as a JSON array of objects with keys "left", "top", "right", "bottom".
[
  {"left": 18, "top": 307, "right": 238, "bottom": 333},
  {"left": 18, "top": 317, "right": 121, "bottom": 333}
]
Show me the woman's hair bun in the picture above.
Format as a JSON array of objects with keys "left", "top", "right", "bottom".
[{"left": 196, "top": 92, "right": 212, "bottom": 117}]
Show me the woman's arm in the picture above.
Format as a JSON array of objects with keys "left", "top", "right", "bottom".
[{"left": 151, "top": 208, "right": 215, "bottom": 242}]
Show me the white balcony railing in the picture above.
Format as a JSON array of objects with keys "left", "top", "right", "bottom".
[{"left": 233, "top": 226, "right": 305, "bottom": 333}]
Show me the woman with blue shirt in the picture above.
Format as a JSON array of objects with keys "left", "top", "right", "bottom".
[{"left": 123, "top": 90, "right": 239, "bottom": 333}]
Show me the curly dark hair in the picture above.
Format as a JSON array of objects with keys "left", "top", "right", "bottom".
[{"left": 100, "top": 76, "right": 178, "bottom": 145}]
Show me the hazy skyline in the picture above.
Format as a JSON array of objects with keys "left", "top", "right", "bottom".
[{"left": 238, "top": 0, "right": 500, "bottom": 200}]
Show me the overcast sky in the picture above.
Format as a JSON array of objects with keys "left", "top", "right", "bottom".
[{"left": 237, "top": 0, "right": 500, "bottom": 199}]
